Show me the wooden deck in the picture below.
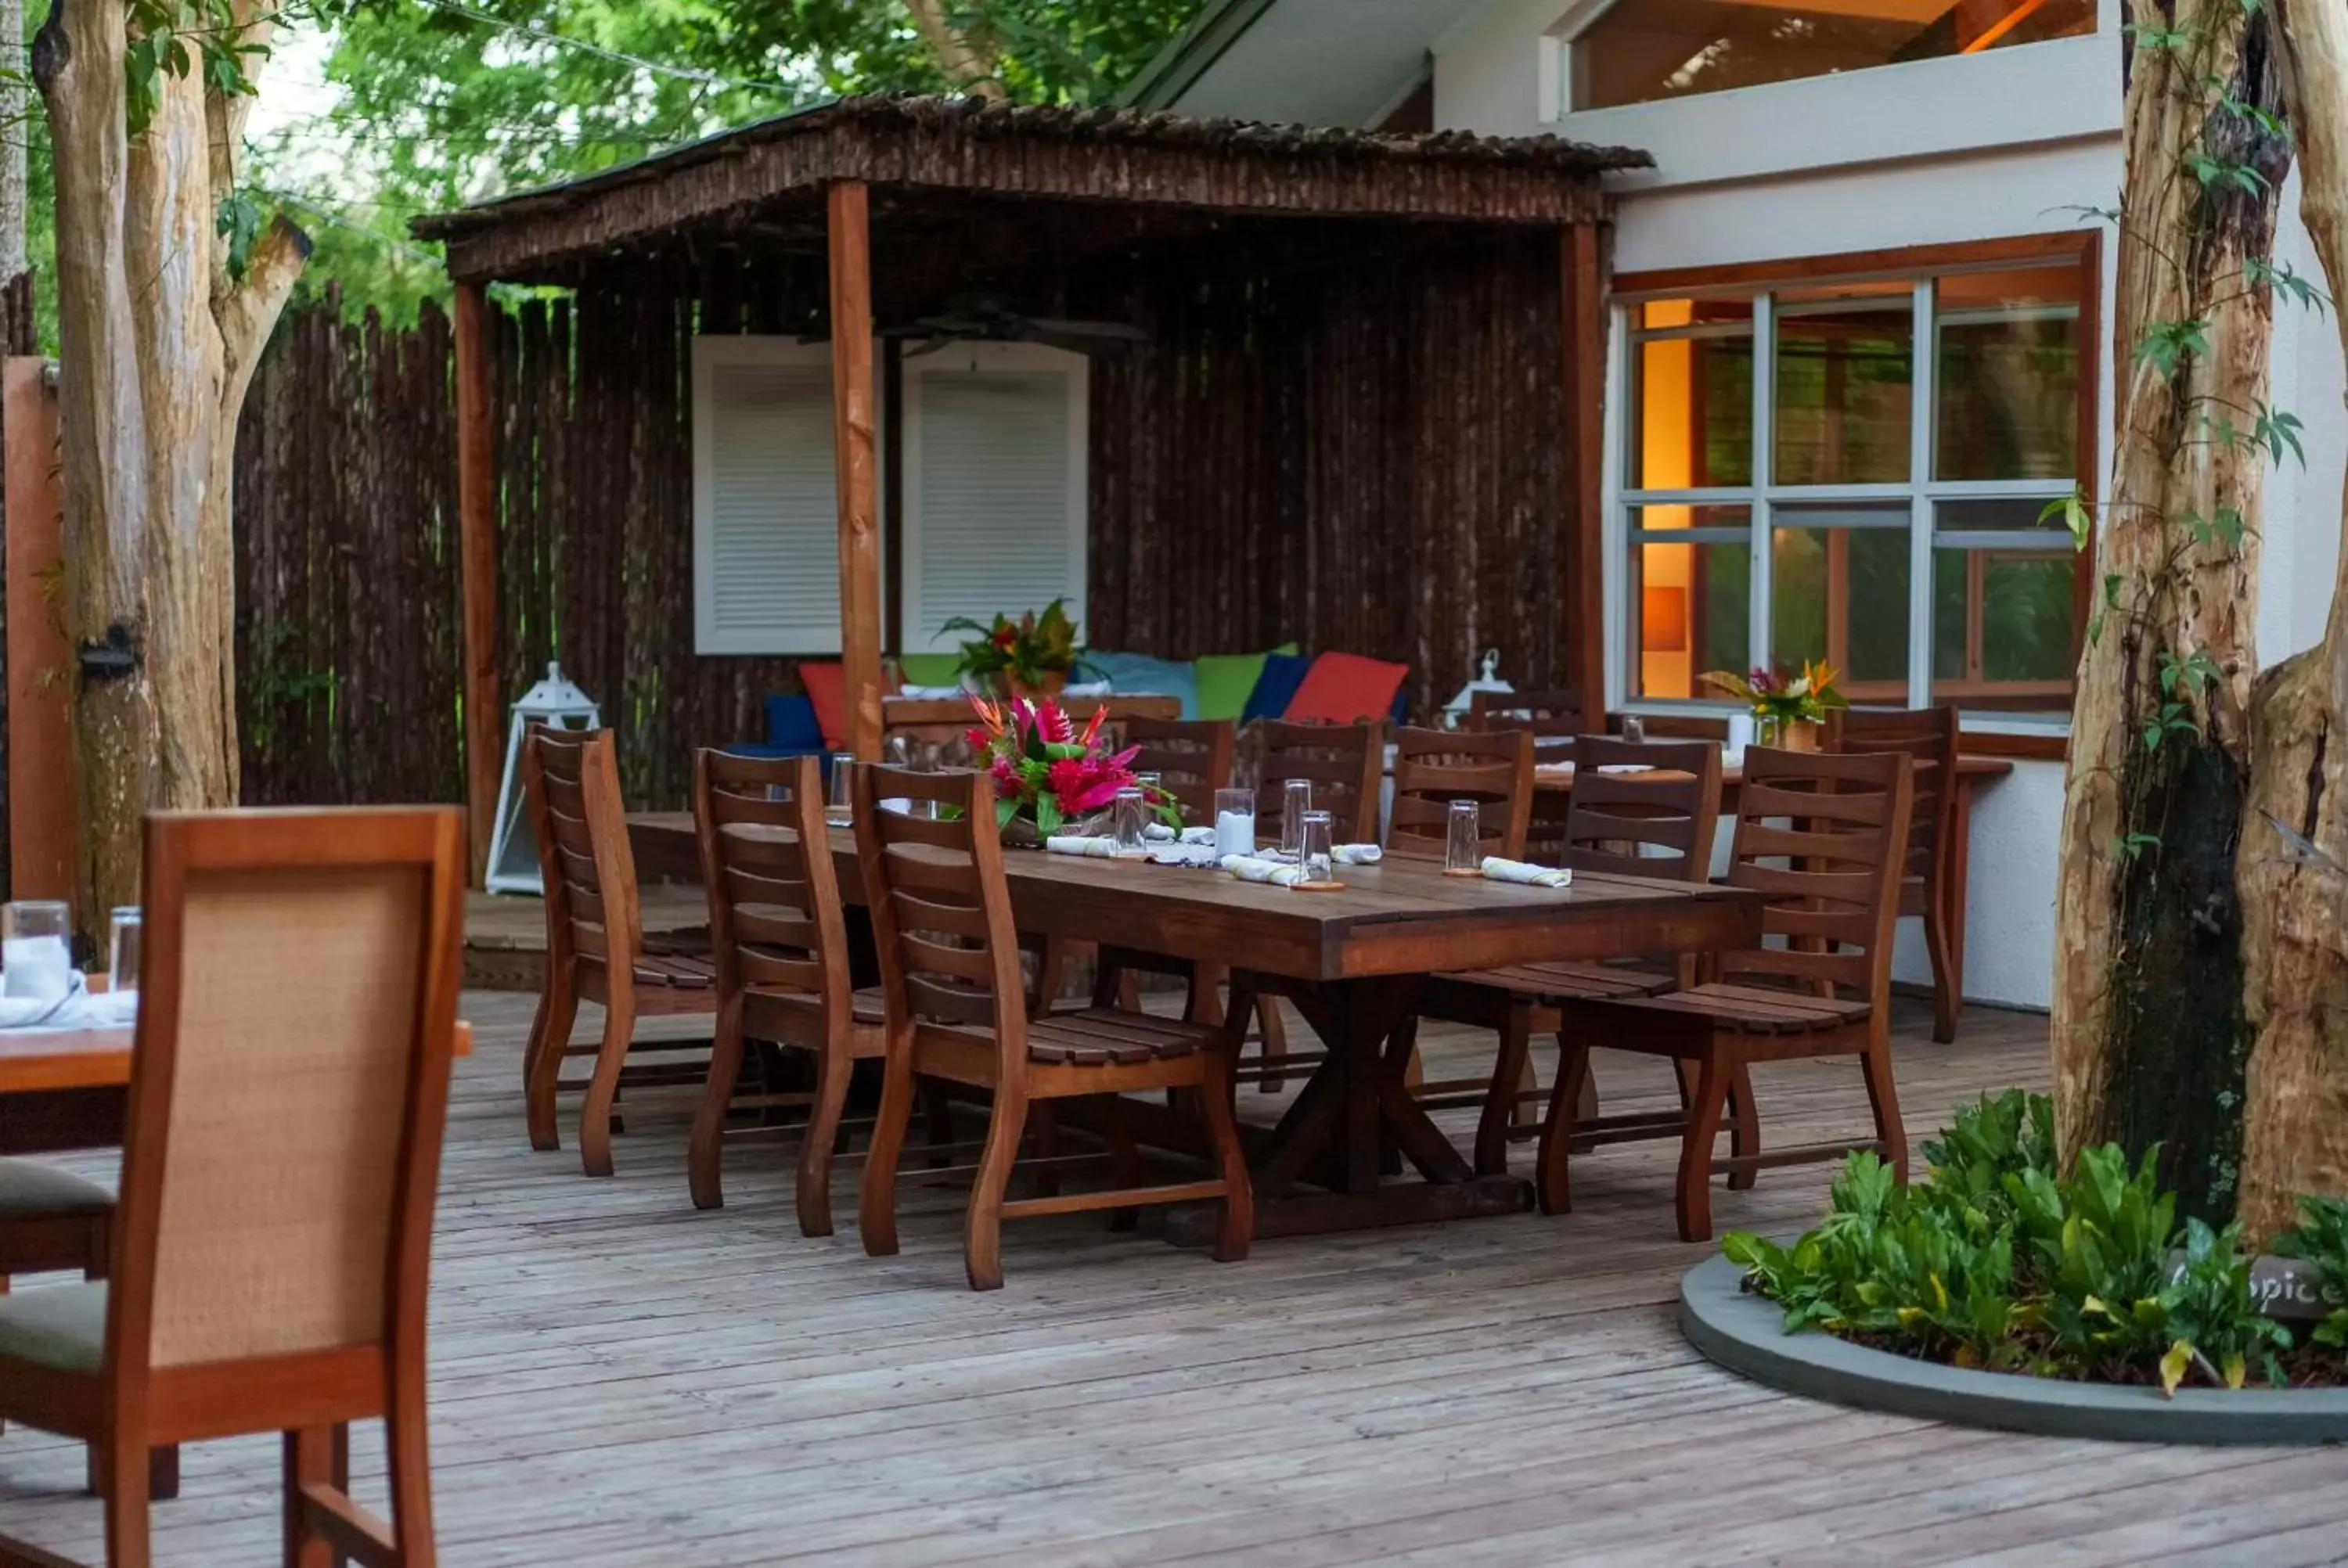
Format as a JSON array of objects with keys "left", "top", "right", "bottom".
[{"left": 5, "top": 994, "right": 2346, "bottom": 1564}]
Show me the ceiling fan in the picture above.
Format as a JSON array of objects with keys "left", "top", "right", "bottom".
[{"left": 880, "top": 296, "right": 1149, "bottom": 357}]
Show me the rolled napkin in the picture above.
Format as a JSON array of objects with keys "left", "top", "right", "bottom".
[
  {"left": 1482, "top": 856, "right": 1572, "bottom": 889},
  {"left": 1222, "top": 854, "right": 1309, "bottom": 887},
  {"left": 1147, "top": 842, "right": 1223, "bottom": 867},
  {"left": 1045, "top": 834, "right": 1118, "bottom": 858},
  {"left": 1333, "top": 843, "right": 1383, "bottom": 865},
  {"left": 0, "top": 979, "right": 135, "bottom": 1031},
  {"left": 1141, "top": 823, "right": 1217, "bottom": 843}
]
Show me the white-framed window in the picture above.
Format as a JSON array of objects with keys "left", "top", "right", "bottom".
[
  {"left": 690, "top": 336, "right": 884, "bottom": 656},
  {"left": 1558, "top": 0, "right": 2097, "bottom": 113},
  {"left": 1615, "top": 240, "right": 2092, "bottom": 723},
  {"left": 900, "top": 342, "right": 1089, "bottom": 654}
]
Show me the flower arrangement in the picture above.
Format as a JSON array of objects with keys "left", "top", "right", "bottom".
[
  {"left": 967, "top": 693, "right": 1179, "bottom": 839},
  {"left": 1702, "top": 659, "right": 1849, "bottom": 745},
  {"left": 942, "top": 599, "right": 1080, "bottom": 696}
]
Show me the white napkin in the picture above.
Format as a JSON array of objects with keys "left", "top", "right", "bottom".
[
  {"left": 1045, "top": 835, "right": 1118, "bottom": 857},
  {"left": 0, "top": 980, "right": 136, "bottom": 1031},
  {"left": 1482, "top": 857, "right": 1572, "bottom": 889},
  {"left": 1594, "top": 764, "right": 1651, "bottom": 775},
  {"left": 1334, "top": 843, "right": 1382, "bottom": 865},
  {"left": 1222, "top": 855, "right": 1309, "bottom": 887},
  {"left": 1142, "top": 824, "right": 1217, "bottom": 845},
  {"left": 1147, "top": 842, "right": 1223, "bottom": 867}
]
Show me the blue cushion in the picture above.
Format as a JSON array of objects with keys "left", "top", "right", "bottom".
[
  {"left": 764, "top": 695, "right": 826, "bottom": 751},
  {"left": 1243, "top": 652, "right": 1312, "bottom": 725},
  {"left": 1083, "top": 652, "right": 1199, "bottom": 720}
]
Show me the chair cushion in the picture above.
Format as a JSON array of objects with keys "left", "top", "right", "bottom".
[
  {"left": 798, "top": 663, "right": 848, "bottom": 751},
  {"left": 895, "top": 653, "right": 962, "bottom": 687},
  {"left": 0, "top": 1281, "right": 106, "bottom": 1374},
  {"left": 1285, "top": 652, "right": 1410, "bottom": 727},
  {"left": 1242, "top": 651, "right": 1313, "bottom": 724},
  {"left": 763, "top": 694, "right": 826, "bottom": 752},
  {"left": 1194, "top": 643, "right": 1298, "bottom": 722},
  {"left": 1603, "top": 983, "right": 1871, "bottom": 1035},
  {"left": 0, "top": 1159, "right": 113, "bottom": 1221},
  {"left": 1084, "top": 652, "right": 1199, "bottom": 719},
  {"left": 1026, "top": 1009, "right": 1218, "bottom": 1066}
]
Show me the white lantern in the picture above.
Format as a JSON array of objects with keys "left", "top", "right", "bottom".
[
  {"left": 1442, "top": 648, "right": 1514, "bottom": 730},
  {"left": 485, "top": 663, "right": 602, "bottom": 895}
]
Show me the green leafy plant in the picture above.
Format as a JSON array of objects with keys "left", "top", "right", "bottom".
[
  {"left": 942, "top": 599, "right": 1079, "bottom": 691},
  {"left": 2274, "top": 1196, "right": 2348, "bottom": 1350}
]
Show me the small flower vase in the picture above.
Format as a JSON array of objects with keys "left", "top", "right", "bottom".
[
  {"left": 1000, "top": 815, "right": 1045, "bottom": 850},
  {"left": 999, "top": 670, "right": 1069, "bottom": 702},
  {"left": 1757, "top": 715, "right": 1822, "bottom": 753}
]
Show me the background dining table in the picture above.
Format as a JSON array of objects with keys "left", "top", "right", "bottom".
[{"left": 630, "top": 813, "right": 1762, "bottom": 1239}]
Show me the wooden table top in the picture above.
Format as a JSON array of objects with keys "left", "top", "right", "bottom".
[
  {"left": 0, "top": 1020, "right": 474, "bottom": 1096},
  {"left": 628, "top": 815, "right": 1760, "bottom": 985},
  {"left": 1531, "top": 753, "right": 2015, "bottom": 790}
]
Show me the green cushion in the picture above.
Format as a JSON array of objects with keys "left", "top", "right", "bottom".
[
  {"left": 1194, "top": 643, "right": 1298, "bottom": 723},
  {"left": 0, "top": 1281, "right": 106, "bottom": 1373},
  {"left": 895, "top": 653, "right": 963, "bottom": 686},
  {"left": 0, "top": 1158, "right": 112, "bottom": 1221}
]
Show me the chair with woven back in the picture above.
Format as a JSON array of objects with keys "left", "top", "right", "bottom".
[
  {"left": 1035, "top": 717, "right": 1237, "bottom": 1020},
  {"left": 1831, "top": 704, "right": 1963, "bottom": 1041},
  {"left": 688, "top": 749, "right": 892, "bottom": 1233},
  {"left": 0, "top": 807, "right": 466, "bottom": 1567},
  {"left": 1539, "top": 745, "right": 1915, "bottom": 1241},
  {"left": 852, "top": 764, "right": 1252, "bottom": 1290},
  {"left": 520, "top": 726, "right": 720, "bottom": 1178},
  {"left": 1237, "top": 721, "right": 1384, "bottom": 1091}
]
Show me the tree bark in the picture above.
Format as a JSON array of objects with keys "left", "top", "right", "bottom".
[
  {"left": 2238, "top": 0, "right": 2348, "bottom": 1244},
  {"left": 0, "top": 0, "right": 27, "bottom": 283},
  {"left": 2051, "top": 0, "right": 2288, "bottom": 1217},
  {"left": 902, "top": 0, "right": 1004, "bottom": 97},
  {"left": 34, "top": 0, "right": 306, "bottom": 927}
]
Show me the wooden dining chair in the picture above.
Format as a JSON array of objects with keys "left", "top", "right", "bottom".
[
  {"left": 1539, "top": 746, "right": 1914, "bottom": 1240},
  {"left": 0, "top": 807, "right": 466, "bottom": 1568},
  {"left": 1830, "top": 704, "right": 1963, "bottom": 1041},
  {"left": 0, "top": 1160, "right": 113, "bottom": 1286},
  {"left": 1071, "top": 723, "right": 1240, "bottom": 1028},
  {"left": 520, "top": 726, "right": 720, "bottom": 1178},
  {"left": 1468, "top": 688, "right": 1587, "bottom": 741},
  {"left": 1036, "top": 717, "right": 1236, "bottom": 1019},
  {"left": 689, "top": 749, "right": 888, "bottom": 1232},
  {"left": 1385, "top": 725, "right": 1535, "bottom": 863},
  {"left": 852, "top": 764, "right": 1252, "bottom": 1291},
  {"left": 1406, "top": 735, "right": 1739, "bottom": 1174}
]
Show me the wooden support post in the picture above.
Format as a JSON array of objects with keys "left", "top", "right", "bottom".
[
  {"left": 827, "top": 180, "right": 885, "bottom": 762},
  {"left": 1566, "top": 223, "right": 1608, "bottom": 714},
  {"left": 4, "top": 356, "right": 71, "bottom": 905},
  {"left": 454, "top": 282, "right": 501, "bottom": 883}
]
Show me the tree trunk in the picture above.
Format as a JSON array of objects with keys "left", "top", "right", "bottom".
[
  {"left": 2238, "top": 0, "right": 2348, "bottom": 1244},
  {"left": 33, "top": 0, "right": 305, "bottom": 929},
  {"left": 2051, "top": 0, "right": 2288, "bottom": 1218},
  {"left": 0, "top": 0, "right": 26, "bottom": 283},
  {"left": 902, "top": 0, "right": 1005, "bottom": 97}
]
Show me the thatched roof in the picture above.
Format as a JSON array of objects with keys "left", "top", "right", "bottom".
[{"left": 415, "top": 94, "right": 1650, "bottom": 283}]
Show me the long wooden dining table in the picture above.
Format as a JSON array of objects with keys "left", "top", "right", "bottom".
[{"left": 629, "top": 812, "right": 1761, "bottom": 1239}]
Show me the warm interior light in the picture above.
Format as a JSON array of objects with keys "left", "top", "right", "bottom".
[{"left": 1642, "top": 585, "right": 1690, "bottom": 653}]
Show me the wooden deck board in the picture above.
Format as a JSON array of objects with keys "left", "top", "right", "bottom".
[{"left": 2, "top": 991, "right": 2340, "bottom": 1564}]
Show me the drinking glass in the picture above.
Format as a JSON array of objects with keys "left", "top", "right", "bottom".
[
  {"left": 1444, "top": 800, "right": 1482, "bottom": 874},
  {"left": 1621, "top": 715, "right": 1647, "bottom": 745},
  {"left": 1280, "top": 778, "right": 1313, "bottom": 858},
  {"left": 1111, "top": 787, "right": 1148, "bottom": 858},
  {"left": 826, "top": 753, "right": 855, "bottom": 824},
  {"left": 1300, "top": 811, "right": 1336, "bottom": 886},
  {"left": 1, "top": 900, "right": 72, "bottom": 1002},
  {"left": 108, "top": 908, "right": 142, "bottom": 997},
  {"left": 1213, "top": 786, "right": 1256, "bottom": 859}
]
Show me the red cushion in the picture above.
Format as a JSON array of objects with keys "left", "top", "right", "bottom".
[
  {"left": 1284, "top": 652, "right": 1409, "bottom": 726},
  {"left": 799, "top": 662, "right": 847, "bottom": 750}
]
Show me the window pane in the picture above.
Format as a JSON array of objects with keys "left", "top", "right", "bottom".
[
  {"left": 1932, "top": 548, "right": 2078, "bottom": 710},
  {"left": 1631, "top": 299, "right": 1754, "bottom": 488},
  {"left": 1774, "top": 286, "right": 1913, "bottom": 486},
  {"left": 1573, "top": 0, "right": 2097, "bottom": 110},
  {"left": 1934, "top": 497, "right": 2074, "bottom": 535},
  {"left": 1936, "top": 268, "right": 2082, "bottom": 481},
  {"left": 1632, "top": 505, "right": 1749, "bottom": 700},
  {"left": 1771, "top": 511, "right": 1910, "bottom": 698}
]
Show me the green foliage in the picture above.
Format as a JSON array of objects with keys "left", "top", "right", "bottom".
[
  {"left": 942, "top": 599, "right": 1079, "bottom": 685},
  {"left": 2134, "top": 318, "right": 2210, "bottom": 379},
  {"left": 2274, "top": 1196, "right": 2348, "bottom": 1350},
  {"left": 1725, "top": 1091, "right": 2292, "bottom": 1391}
]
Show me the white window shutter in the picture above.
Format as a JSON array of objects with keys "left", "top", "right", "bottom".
[
  {"left": 902, "top": 343, "right": 1089, "bottom": 653},
  {"left": 691, "top": 337, "right": 880, "bottom": 655}
]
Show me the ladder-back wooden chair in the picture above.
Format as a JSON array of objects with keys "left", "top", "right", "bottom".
[
  {"left": 1468, "top": 689, "right": 1586, "bottom": 859},
  {"left": 1076, "top": 718, "right": 1240, "bottom": 1023},
  {"left": 1385, "top": 725, "right": 1534, "bottom": 865},
  {"left": 1409, "top": 735, "right": 1737, "bottom": 1174},
  {"left": 520, "top": 726, "right": 718, "bottom": 1178},
  {"left": 1831, "top": 704, "right": 1963, "bottom": 1041},
  {"left": 852, "top": 764, "right": 1252, "bottom": 1291},
  {"left": 1540, "top": 746, "right": 1914, "bottom": 1241},
  {"left": 690, "top": 750, "right": 886, "bottom": 1232},
  {"left": 0, "top": 807, "right": 466, "bottom": 1568}
]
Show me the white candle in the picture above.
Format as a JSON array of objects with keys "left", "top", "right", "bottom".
[
  {"left": 2, "top": 935, "right": 72, "bottom": 1002},
  {"left": 1214, "top": 808, "right": 1256, "bottom": 861}
]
